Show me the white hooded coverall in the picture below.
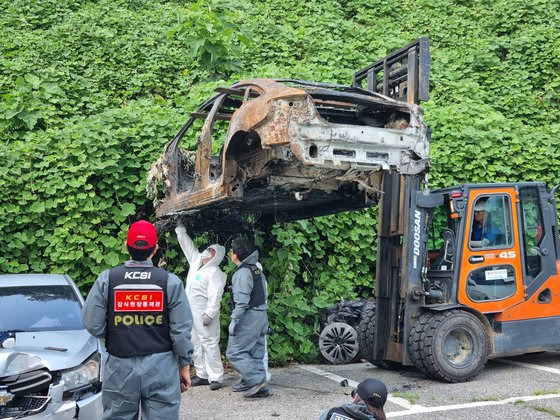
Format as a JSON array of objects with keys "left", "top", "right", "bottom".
[{"left": 176, "top": 225, "right": 227, "bottom": 383}]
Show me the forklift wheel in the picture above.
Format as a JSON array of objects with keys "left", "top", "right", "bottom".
[
  {"left": 357, "top": 304, "right": 401, "bottom": 370},
  {"left": 357, "top": 304, "right": 376, "bottom": 363},
  {"left": 319, "top": 322, "right": 360, "bottom": 364},
  {"left": 408, "top": 313, "right": 432, "bottom": 375},
  {"left": 416, "top": 310, "right": 489, "bottom": 382}
]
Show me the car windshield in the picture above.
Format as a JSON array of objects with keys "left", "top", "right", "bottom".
[{"left": 0, "top": 285, "right": 83, "bottom": 332}]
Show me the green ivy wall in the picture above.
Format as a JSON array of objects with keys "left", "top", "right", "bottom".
[{"left": 1, "top": 0, "right": 559, "bottom": 363}]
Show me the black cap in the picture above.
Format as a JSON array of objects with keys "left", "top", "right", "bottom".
[{"left": 357, "top": 378, "right": 387, "bottom": 408}]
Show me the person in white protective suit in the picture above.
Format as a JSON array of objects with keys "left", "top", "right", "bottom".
[{"left": 175, "top": 222, "right": 227, "bottom": 390}]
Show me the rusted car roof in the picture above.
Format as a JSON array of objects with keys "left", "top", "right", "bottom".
[{"left": 148, "top": 78, "right": 429, "bottom": 231}]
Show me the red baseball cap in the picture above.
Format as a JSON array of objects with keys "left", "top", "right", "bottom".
[{"left": 127, "top": 220, "right": 158, "bottom": 250}]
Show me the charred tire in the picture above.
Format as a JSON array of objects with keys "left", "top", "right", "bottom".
[
  {"left": 418, "top": 310, "right": 489, "bottom": 382},
  {"left": 357, "top": 304, "right": 401, "bottom": 370},
  {"left": 319, "top": 322, "right": 361, "bottom": 364}
]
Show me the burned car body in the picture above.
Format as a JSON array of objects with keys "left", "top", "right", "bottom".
[
  {"left": 0, "top": 274, "right": 102, "bottom": 419},
  {"left": 149, "top": 77, "right": 430, "bottom": 229}
]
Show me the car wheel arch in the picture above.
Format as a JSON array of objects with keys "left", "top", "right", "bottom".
[{"left": 225, "top": 130, "right": 262, "bottom": 160}]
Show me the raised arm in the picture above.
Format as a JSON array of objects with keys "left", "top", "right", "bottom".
[{"left": 175, "top": 223, "right": 201, "bottom": 265}]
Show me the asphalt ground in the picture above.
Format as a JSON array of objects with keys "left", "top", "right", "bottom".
[{"left": 179, "top": 351, "right": 560, "bottom": 419}]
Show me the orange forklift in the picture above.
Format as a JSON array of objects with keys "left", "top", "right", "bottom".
[{"left": 356, "top": 39, "right": 560, "bottom": 382}]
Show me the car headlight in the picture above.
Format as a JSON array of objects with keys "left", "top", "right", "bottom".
[{"left": 60, "top": 352, "right": 100, "bottom": 393}]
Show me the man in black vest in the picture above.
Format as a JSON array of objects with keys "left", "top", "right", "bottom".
[
  {"left": 83, "top": 220, "right": 194, "bottom": 420},
  {"left": 319, "top": 378, "right": 388, "bottom": 420},
  {"left": 226, "top": 238, "right": 270, "bottom": 398}
]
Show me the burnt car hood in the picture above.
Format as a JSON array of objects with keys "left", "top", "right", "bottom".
[{"left": 0, "top": 331, "right": 98, "bottom": 377}]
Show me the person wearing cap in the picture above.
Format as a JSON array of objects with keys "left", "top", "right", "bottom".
[
  {"left": 470, "top": 199, "right": 498, "bottom": 248},
  {"left": 319, "top": 378, "right": 388, "bottom": 420},
  {"left": 82, "top": 220, "right": 194, "bottom": 420},
  {"left": 175, "top": 222, "right": 227, "bottom": 390},
  {"left": 226, "top": 238, "right": 270, "bottom": 398}
]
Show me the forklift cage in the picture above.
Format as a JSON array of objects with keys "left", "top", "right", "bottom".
[{"left": 353, "top": 37, "right": 430, "bottom": 105}]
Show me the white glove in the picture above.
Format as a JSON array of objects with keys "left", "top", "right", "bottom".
[
  {"left": 481, "top": 238, "right": 490, "bottom": 247},
  {"left": 202, "top": 314, "right": 212, "bottom": 326},
  {"left": 228, "top": 320, "right": 238, "bottom": 336},
  {"left": 175, "top": 222, "right": 186, "bottom": 235}
]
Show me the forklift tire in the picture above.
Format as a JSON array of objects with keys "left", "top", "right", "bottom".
[
  {"left": 357, "top": 304, "right": 401, "bottom": 370},
  {"left": 408, "top": 313, "right": 433, "bottom": 375},
  {"left": 418, "top": 310, "right": 489, "bottom": 383}
]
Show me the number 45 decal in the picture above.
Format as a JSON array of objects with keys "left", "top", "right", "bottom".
[{"left": 498, "top": 251, "right": 517, "bottom": 259}]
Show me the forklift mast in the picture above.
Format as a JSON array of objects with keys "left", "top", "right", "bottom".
[{"left": 354, "top": 38, "right": 434, "bottom": 365}]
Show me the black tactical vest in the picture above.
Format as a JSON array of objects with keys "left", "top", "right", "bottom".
[
  {"left": 106, "top": 265, "right": 173, "bottom": 357},
  {"left": 235, "top": 263, "right": 266, "bottom": 308}
]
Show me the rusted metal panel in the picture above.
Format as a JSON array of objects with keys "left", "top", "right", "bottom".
[{"left": 226, "top": 80, "right": 308, "bottom": 147}]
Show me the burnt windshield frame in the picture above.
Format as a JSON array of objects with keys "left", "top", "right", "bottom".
[{"left": 0, "top": 285, "right": 84, "bottom": 332}]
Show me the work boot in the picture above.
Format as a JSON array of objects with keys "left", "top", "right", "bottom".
[
  {"left": 209, "top": 381, "right": 223, "bottom": 391},
  {"left": 232, "top": 380, "right": 249, "bottom": 392},
  {"left": 243, "top": 381, "right": 267, "bottom": 398},
  {"left": 191, "top": 376, "right": 210, "bottom": 386}
]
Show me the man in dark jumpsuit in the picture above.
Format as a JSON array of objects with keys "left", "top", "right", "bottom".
[
  {"left": 226, "top": 238, "right": 270, "bottom": 398},
  {"left": 83, "top": 220, "right": 194, "bottom": 420}
]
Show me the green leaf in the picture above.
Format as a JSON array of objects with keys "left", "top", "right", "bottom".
[
  {"left": 25, "top": 74, "right": 41, "bottom": 90},
  {"left": 120, "top": 203, "right": 136, "bottom": 217},
  {"left": 18, "top": 110, "right": 42, "bottom": 130},
  {"left": 29, "top": 201, "right": 45, "bottom": 213},
  {"left": 104, "top": 251, "right": 120, "bottom": 266}
]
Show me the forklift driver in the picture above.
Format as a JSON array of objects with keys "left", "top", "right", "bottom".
[{"left": 470, "top": 199, "right": 498, "bottom": 248}]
